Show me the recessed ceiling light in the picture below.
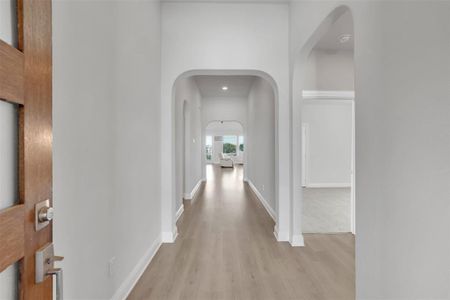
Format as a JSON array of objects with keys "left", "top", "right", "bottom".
[
  {"left": 222, "top": 86, "right": 228, "bottom": 91},
  {"left": 338, "top": 34, "right": 352, "bottom": 44}
]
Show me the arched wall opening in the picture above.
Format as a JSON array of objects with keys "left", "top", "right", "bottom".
[
  {"left": 292, "top": 5, "right": 355, "bottom": 244},
  {"left": 168, "top": 70, "right": 280, "bottom": 242}
]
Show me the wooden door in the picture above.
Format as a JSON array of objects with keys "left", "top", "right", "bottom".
[{"left": 0, "top": 0, "right": 53, "bottom": 299}]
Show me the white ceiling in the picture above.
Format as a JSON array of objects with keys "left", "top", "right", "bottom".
[
  {"left": 314, "top": 10, "right": 354, "bottom": 51},
  {"left": 194, "top": 75, "right": 256, "bottom": 97}
]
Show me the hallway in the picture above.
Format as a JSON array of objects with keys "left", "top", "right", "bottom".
[{"left": 128, "top": 165, "right": 354, "bottom": 300}]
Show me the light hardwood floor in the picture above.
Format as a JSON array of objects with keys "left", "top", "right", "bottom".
[{"left": 128, "top": 165, "right": 355, "bottom": 300}]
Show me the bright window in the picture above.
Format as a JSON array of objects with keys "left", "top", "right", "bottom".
[
  {"left": 238, "top": 135, "right": 244, "bottom": 152},
  {"left": 222, "top": 135, "right": 237, "bottom": 155},
  {"left": 205, "top": 136, "right": 212, "bottom": 160}
]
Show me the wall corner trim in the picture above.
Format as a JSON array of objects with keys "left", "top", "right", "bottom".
[
  {"left": 247, "top": 180, "right": 276, "bottom": 221},
  {"left": 290, "top": 234, "right": 305, "bottom": 247},
  {"left": 184, "top": 179, "right": 203, "bottom": 202},
  {"left": 176, "top": 204, "right": 184, "bottom": 222},
  {"left": 111, "top": 234, "right": 162, "bottom": 300}
]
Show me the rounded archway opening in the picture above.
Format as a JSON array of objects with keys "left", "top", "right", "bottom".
[
  {"left": 292, "top": 5, "right": 355, "bottom": 243},
  {"left": 171, "top": 70, "right": 279, "bottom": 238}
]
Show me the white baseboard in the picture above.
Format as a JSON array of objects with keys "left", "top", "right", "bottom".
[
  {"left": 176, "top": 204, "right": 184, "bottom": 222},
  {"left": 305, "top": 182, "right": 351, "bottom": 188},
  {"left": 290, "top": 234, "right": 305, "bottom": 247},
  {"left": 247, "top": 180, "right": 276, "bottom": 221},
  {"left": 273, "top": 229, "right": 289, "bottom": 242},
  {"left": 111, "top": 235, "right": 162, "bottom": 300},
  {"left": 161, "top": 227, "right": 178, "bottom": 243},
  {"left": 184, "top": 179, "right": 203, "bottom": 201}
]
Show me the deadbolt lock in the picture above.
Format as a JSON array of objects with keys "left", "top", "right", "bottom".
[
  {"left": 35, "top": 199, "right": 53, "bottom": 231},
  {"left": 38, "top": 206, "right": 54, "bottom": 222}
]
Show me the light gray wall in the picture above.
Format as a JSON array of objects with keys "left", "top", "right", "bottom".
[
  {"left": 304, "top": 49, "right": 354, "bottom": 91},
  {"left": 302, "top": 101, "right": 352, "bottom": 186},
  {"left": 53, "top": 1, "right": 162, "bottom": 299},
  {"left": 202, "top": 96, "right": 248, "bottom": 127},
  {"left": 291, "top": 2, "right": 450, "bottom": 298},
  {"left": 53, "top": 2, "right": 115, "bottom": 298},
  {"left": 175, "top": 77, "right": 202, "bottom": 209},
  {"left": 247, "top": 77, "right": 276, "bottom": 212},
  {"left": 112, "top": 1, "right": 162, "bottom": 296}
]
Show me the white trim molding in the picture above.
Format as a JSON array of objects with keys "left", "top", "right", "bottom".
[
  {"left": 176, "top": 204, "right": 184, "bottom": 222},
  {"left": 247, "top": 180, "right": 276, "bottom": 221},
  {"left": 111, "top": 235, "right": 162, "bottom": 300},
  {"left": 290, "top": 234, "right": 305, "bottom": 247},
  {"left": 184, "top": 179, "right": 203, "bottom": 201},
  {"left": 273, "top": 226, "right": 289, "bottom": 242},
  {"left": 302, "top": 90, "right": 354, "bottom": 100},
  {"left": 161, "top": 226, "right": 178, "bottom": 243}
]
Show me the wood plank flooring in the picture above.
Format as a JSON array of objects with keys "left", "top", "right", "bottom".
[{"left": 128, "top": 165, "right": 355, "bottom": 300}]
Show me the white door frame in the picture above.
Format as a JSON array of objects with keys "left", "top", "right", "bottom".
[{"left": 350, "top": 98, "right": 356, "bottom": 234}]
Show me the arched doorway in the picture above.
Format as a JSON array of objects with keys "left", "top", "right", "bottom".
[
  {"left": 166, "top": 70, "right": 280, "bottom": 242},
  {"left": 292, "top": 5, "right": 355, "bottom": 243}
]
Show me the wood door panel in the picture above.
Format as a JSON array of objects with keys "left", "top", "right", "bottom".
[
  {"left": 0, "top": 0, "right": 53, "bottom": 298},
  {"left": 0, "top": 205, "right": 25, "bottom": 273},
  {"left": 0, "top": 39, "right": 24, "bottom": 105},
  {"left": 20, "top": 0, "right": 53, "bottom": 299}
]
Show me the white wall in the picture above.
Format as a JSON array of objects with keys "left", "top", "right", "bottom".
[
  {"left": 53, "top": 1, "right": 162, "bottom": 299},
  {"left": 175, "top": 77, "right": 203, "bottom": 210},
  {"left": 304, "top": 49, "right": 354, "bottom": 91},
  {"left": 247, "top": 77, "right": 276, "bottom": 213},
  {"left": 302, "top": 101, "right": 352, "bottom": 186},
  {"left": 53, "top": 2, "right": 115, "bottom": 298},
  {"left": 202, "top": 96, "right": 248, "bottom": 127},
  {"left": 111, "top": 1, "right": 162, "bottom": 298},
  {"left": 161, "top": 2, "right": 291, "bottom": 241},
  {"left": 291, "top": 2, "right": 450, "bottom": 298}
]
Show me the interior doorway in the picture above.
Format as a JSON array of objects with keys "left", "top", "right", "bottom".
[
  {"left": 204, "top": 121, "right": 244, "bottom": 173},
  {"left": 171, "top": 71, "right": 279, "bottom": 240},
  {"left": 299, "top": 9, "right": 356, "bottom": 234}
]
